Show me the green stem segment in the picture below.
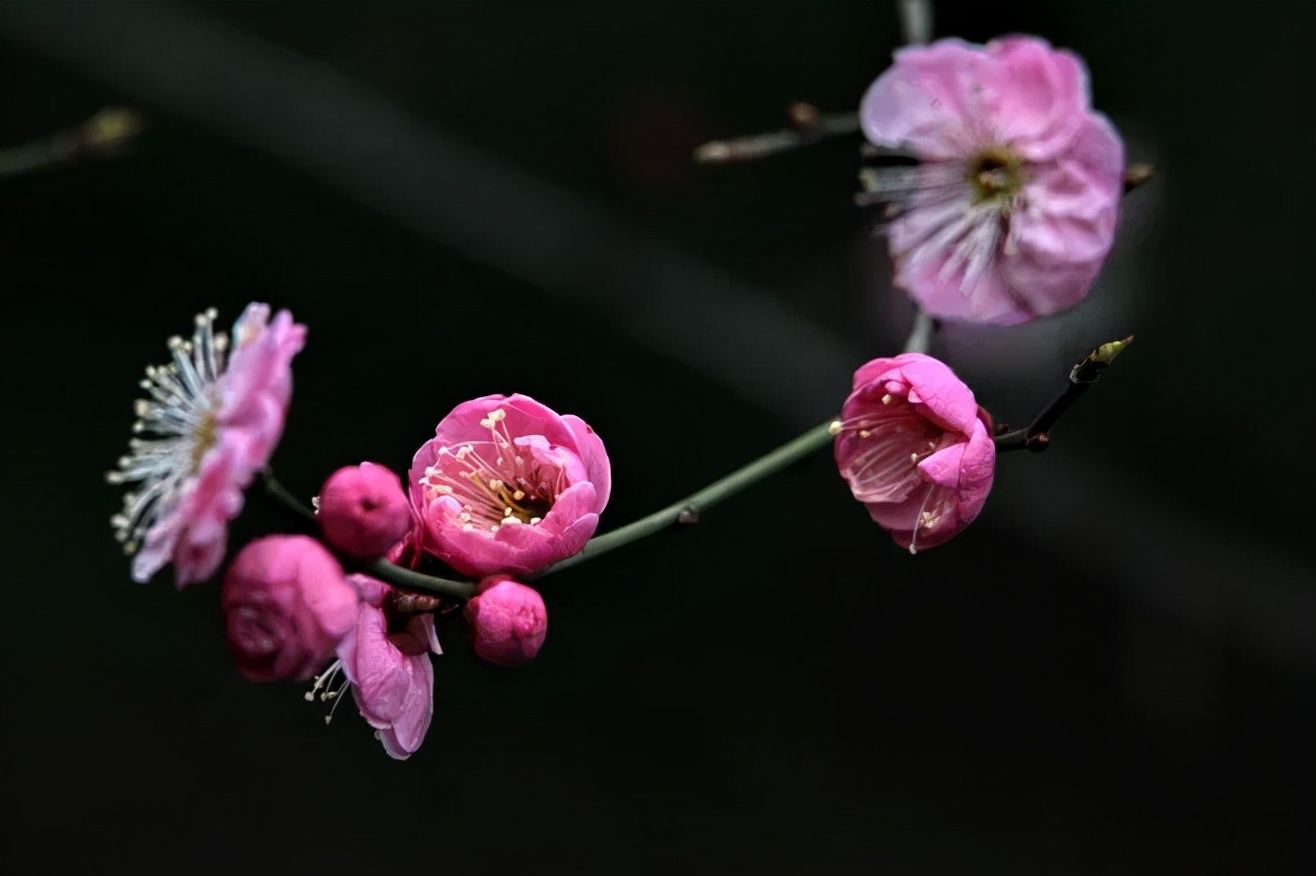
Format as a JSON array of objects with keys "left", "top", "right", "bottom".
[
  {"left": 261, "top": 310, "right": 937, "bottom": 598},
  {"left": 530, "top": 419, "right": 838, "bottom": 579}
]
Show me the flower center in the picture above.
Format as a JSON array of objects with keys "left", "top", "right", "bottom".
[
  {"left": 189, "top": 409, "right": 218, "bottom": 472},
  {"left": 968, "top": 146, "right": 1022, "bottom": 202},
  {"left": 420, "top": 408, "right": 566, "bottom": 535}
]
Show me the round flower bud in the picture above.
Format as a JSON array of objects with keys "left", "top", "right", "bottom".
[
  {"left": 221, "top": 535, "right": 359, "bottom": 682},
  {"left": 318, "top": 462, "right": 412, "bottom": 559},
  {"left": 464, "top": 577, "right": 548, "bottom": 667}
]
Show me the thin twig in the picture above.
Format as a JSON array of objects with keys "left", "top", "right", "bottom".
[
  {"left": 1124, "top": 163, "right": 1154, "bottom": 193},
  {"left": 0, "top": 107, "right": 145, "bottom": 182},
  {"left": 693, "top": 104, "right": 860, "bottom": 165},
  {"left": 994, "top": 336, "right": 1134, "bottom": 453}
]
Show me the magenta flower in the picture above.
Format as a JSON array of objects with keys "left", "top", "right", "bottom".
[
  {"left": 318, "top": 462, "right": 413, "bottom": 559},
  {"left": 833, "top": 353, "right": 995, "bottom": 553},
  {"left": 108, "top": 304, "right": 306, "bottom": 586},
  {"left": 409, "top": 394, "right": 610, "bottom": 577},
  {"left": 221, "top": 535, "right": 360, "bottom": 682},
  {"left": 860, "top": 36, "right": 1125, "bottom": 325},
  {"left": 330, "top": 575, "right": 441, "bottom": 760},
  {"left": 465, "top": 577, "right": 548, "bottom": 667}
]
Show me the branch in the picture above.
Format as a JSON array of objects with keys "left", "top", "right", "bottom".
[
  {"left": 534, "top": 308, "right": 937, "bottom": 577},
  {"left": 994, "top": 336, "right": 1134, "bottom": 453},
  {"left": 0, "top": 107, "right": 145, "bottom": 182},
  {"left": 693, "top": 103, "right": 860, "bottom": 165},
  {"left": 531, "top": 417, "right": 837, "bottom": 578}
]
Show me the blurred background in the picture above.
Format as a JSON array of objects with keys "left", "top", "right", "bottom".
[{"left": 1, "top": 1, "right": 1312, "bottom": 873}]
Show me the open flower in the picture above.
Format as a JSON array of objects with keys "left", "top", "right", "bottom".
[
  {"left": 833, "top": 353, "right": 994, "bottom": 552},
  {"left": 320, "top": 575, "right": 441, "bottom": 761},
  {"left": 859, "top": 36, "right": 1125, "bottom": 324},
  {"left": 409, "top": 394, "right": 610, "bottom": 577},
  {"left": 108, "top": 304, "right": 306, "bottom": 585},
  {"left": 221, "top": 535, "right": 360, "bottom": 682}
]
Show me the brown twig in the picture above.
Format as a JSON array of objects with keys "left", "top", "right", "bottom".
[
  {"left": 994, "top": 336, "right": 1134, "bottom": 453},
  {"left": 693, "top": 103, "right": 860, "bottom": 165}
]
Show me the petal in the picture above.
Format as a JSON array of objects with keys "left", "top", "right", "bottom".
[
  {"left": 561, "top": 414, "right": 611, "bottom": 512},
  {"left": 861, "top": 39, "right": 991, "bottom": 160},
  {"left": 981, "top": 37, "right": 1091, "bottom": 161}
]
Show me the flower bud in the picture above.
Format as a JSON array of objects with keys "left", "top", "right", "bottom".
[
  {"left": 464, "top": 577, "right": 548, "bottom": 667},
  {"left": 318, "top": 462, "right": 412, "bottom": 559},
  {"left": 221, "top": 535, "right": 359, "bottom": 682}
]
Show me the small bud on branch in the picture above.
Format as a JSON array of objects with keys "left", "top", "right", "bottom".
[{"left": 994, "top": 336, "right": 1135, "bottom": 453}]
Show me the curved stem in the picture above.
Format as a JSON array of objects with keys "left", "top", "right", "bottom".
[
  {"left": 531, "top": 419, "right": 836, "bottom": 578},
  {"left": 265, "top": 311, "right": 937, "bottom": 593},
  {"left": 693, "top": 104, "right": 860, "bottom": 165},
  {"left": 534, "top": 310, "right": 938, "bottom": 578}
]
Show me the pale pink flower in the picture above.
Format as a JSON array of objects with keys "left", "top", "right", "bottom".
[
  {"left": 108, "top": 304, "right": 306, "bottom": 586},
  {"left": 833, "top": 353, "right": 994, "bottom": 553},
  {"left": 860, "top": 36, "right": 1125, "bottom": 324},
  {"left": 221, "top": 535, "right": 360, "bottom": 682},
  {"left": 409, "top": 394, "right": 610, "bottom": 577},
  {"left": 321, "top": 575, "right": 441, "bottom": 761},
  {"left": 465, "top": 577, "right": 548, "bottom": 667},
  {"left": 318, "top": 462, "right": 413, "bottom": 559}
]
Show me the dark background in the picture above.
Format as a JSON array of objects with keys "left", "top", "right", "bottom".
[{"left": 2, "top": 1, "right": 1312, "bottom": 873}]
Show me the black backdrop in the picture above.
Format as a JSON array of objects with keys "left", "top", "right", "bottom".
[{"left": 2, "top": 1, "right": 1313, "bottom": 873}]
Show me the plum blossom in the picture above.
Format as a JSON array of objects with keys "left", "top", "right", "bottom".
[
  {"left": 221, "top": 535, "right": 360, "bottom": 683},
  {"left": 833, "top": 353, "right": 994, "bottom": 552},
  {"left": 409, "top": 394, "right": 610, "bottom": 577},
  {"left": 108, "top": 304, "right": 306, "bottom": 585},
  {"left": 318, "top": 462, "right": 413, "bottom": 559},
  {"left": 314, "top": 575, "right": 441, "bottom": 761},
  {"left": 859, "top": 36, "right": 1125, "bottom": 324},
  {"left": 466, "top": 577, "right": 548, "bottom": 667}
]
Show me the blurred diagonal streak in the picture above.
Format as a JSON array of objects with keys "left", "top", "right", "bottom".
[
  {"left": 3, "top": 1, "right": 1311, "bottom": 672},
  {"left": 0, "top": 0, "right": 856, "bottom": 424}
]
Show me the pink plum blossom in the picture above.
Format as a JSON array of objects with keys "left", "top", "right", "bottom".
[
  {"left": 833, "top": 353, "right": 994, "bottom": 552},
  {"left": 465, "top": 577, "right": 548, "bottom": 667},
  {"left": 109, "top": 304, "right": 306, "bottom": 586},
  {"left": 221, "top": 535, "right": 360, "bottom": 682},
  {"left": 334, "top": 575, "right": 441, "bottom": 761},
  {"left": 860, "top": 36, "right": 1125, "bottom": 324},
  {"left": 409, "top": 394, "right": 610, "bottom": 577},
  {"left": 318, "top": 462, "right": 413, "bottom": 559}
]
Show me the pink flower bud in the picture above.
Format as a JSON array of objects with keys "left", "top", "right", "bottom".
[
  {"left": 318, "top": 462, "right": 412, "bottom": 559},
  {"left": 833, "top": 353, "right": 995, "bottom": 553},
  {"left": 464, "top": 577, "right": 548, "bottom": 667},
  {"left": 221, "top": 535, "right": 360, "bottom": 682}
]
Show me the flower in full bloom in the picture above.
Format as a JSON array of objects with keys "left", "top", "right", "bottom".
[
  {"left": 108, "top": 304, "right": 306, "bottom": 585},
  {"left": 465, "top": 577, "right": 548, "bottom": 667},
  {"left": 221, "top": 535, "right": 360, "bottom": 682},
  {"left": 859, "top": 36, "right": 1125, "bottom": 325},
  {"left": 409, "top": 394, "right": 610, "bottom": 577},
  {"left": 317, "top": 575, "right": 441, "bottom": 760},
  {"left": 832, "top": 353, "right": 994, "bottom": 553},
  {"left": 318, "top": 462, "right": 413, "bottom": 559}
]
